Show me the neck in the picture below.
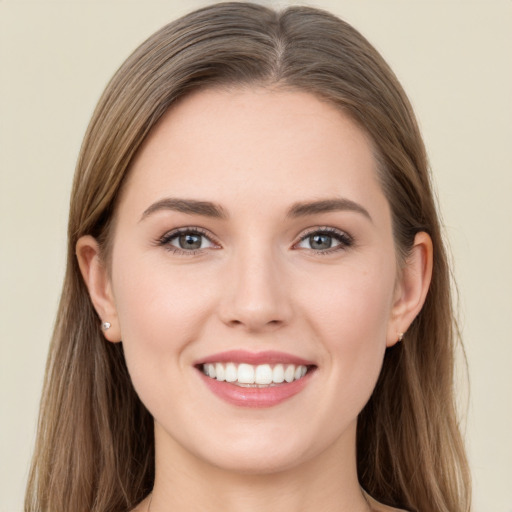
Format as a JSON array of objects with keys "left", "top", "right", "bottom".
[{"left": 147, "top": 421, "right": 371, "bottom": 512}]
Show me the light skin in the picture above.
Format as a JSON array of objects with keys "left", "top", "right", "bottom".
[{"left": 77, "top": 88, "right": 432, "bottom": 512}]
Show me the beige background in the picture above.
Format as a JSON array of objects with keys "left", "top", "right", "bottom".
[{"left": 1, "top": 1, "right": 511, "bottom": 511}]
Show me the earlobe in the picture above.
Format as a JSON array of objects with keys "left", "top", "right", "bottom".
[
  {"left": 76, "top": 235, "right": 121, "bottom": 343},
  {"left": 387, "top": 232, "right": 433, "bottom": 347}
]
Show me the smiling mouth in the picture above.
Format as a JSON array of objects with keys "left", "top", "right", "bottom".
[{"left": 199, "top": 362, "right": 314, "bottom": 387}]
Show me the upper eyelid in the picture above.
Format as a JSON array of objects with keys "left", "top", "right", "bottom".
[
  {"left": 158, "top": 226, "right": 220, "bottom": 245},
  {"left": 161, "top": 226, "right": 214, "bottom": 237},
  {"left": 295, "top": 226, "right": 352, "bottom": 240}
]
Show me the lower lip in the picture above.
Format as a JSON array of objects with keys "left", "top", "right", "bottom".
[{"left": 198, "top": 370, "right": 314, "bottom": 408}]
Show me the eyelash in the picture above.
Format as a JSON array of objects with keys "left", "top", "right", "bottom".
[
  {"left": 295, "top": 226, "right": 354, "bottom": 255},
  {"left": 155, "top": 226, "right": 353, "bottom": 256},
  {"left": 156, "top": 227, "right": 220, "bottom": 256}
]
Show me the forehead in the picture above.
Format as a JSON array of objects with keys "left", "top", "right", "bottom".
[{"left": 120, "top": 87, "right": 386, "bottom": 219}]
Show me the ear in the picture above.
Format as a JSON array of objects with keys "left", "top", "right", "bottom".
[
  {"left": 386, "top": 231, "right": 433, "bottom": 347},
  {"left": 76, "top": 235, "right": 121, "bottom": 343}
]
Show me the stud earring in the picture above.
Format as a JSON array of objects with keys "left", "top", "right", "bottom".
[
  {"left": 397, "top": 332, "right": 404, "bottom": 342},
  {"left": 102, "top": 322, "right": 111, "bottom": 331}
]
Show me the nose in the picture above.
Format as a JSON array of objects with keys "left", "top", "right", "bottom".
[{"left": 218, "top": 246, "right": 293, "bottom": 333}]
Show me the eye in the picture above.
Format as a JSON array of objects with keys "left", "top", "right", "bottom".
[
  {"left": 157, "top": 228, "right": 219, "bottom": 254},
  {"left": 295, "top": 227, "right": 353, "bottom": 253}
]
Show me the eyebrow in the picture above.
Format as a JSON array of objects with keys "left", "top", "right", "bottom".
[
  {"left": 140, "top": 198, "right": 228, "bottom": 221},
  {"left": 287, "top": 198, "right": 372, "bottom": 222},
  {"left": 140, "top": 196, "right": 372, "bottom": 223}
]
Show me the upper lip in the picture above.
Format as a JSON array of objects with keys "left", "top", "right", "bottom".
[{"left": 195, "top": 350, "right": 316, "bottom": 367}]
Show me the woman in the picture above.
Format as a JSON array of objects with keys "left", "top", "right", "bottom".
[{"left": 25, "top": 3, "right": 471, "bottom": 511}]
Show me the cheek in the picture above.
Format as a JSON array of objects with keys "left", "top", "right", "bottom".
[
  {"left": 300, "top": 258, "right": 395, "bottom": 392},
  {"left": 111, "top": 250, "right": 216, "bottom": 368},
  {"left": 109, "top": 251, "right": 221, "bottom": 420},
  {"left": 304, "top": 257, "right": 395, "bottom": 335}
]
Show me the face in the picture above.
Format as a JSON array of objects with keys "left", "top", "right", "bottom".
[{"left": 100, "top": 88, "right": 405, "bottom": 474}]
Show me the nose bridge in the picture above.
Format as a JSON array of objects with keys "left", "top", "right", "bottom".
[{"left": 220, "top": 240, "right": 291, "bottom": 331}]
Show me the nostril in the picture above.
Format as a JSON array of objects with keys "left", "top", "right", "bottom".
[{"left": 227, "top": 318, "right": 284, "bottom": 330}]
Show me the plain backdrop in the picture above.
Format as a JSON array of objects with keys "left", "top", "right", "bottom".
[{"left": 1, "top": 1, "right": 511, "bottom": 511}]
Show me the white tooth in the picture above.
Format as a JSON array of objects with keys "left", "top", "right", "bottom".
[
  {"left": 294, "top": 366, "right": 303, "bottom": 380},
  {"left": 215, "top": 363, "right": 225, "bottom": 381},
  {"left": 284, "top": 365, "right": 295, "bottom": 383},
  {"left": 255, "top": 364, "right": 273, "bottom": 384},
  {"left": 300, "top": 365, "right": 307, "bottom": 377},
  {"left": 225, "top": 363, "right": 237, "bottom": 382},
  {"left": 237, "top": 363, "right": 255, "bottom": 384},
  {"left": 272, "top": 364, "right": 285, "bottom": 383},
  {"left": 207, "top": 363, "right": 216, "bottom": 378},
  {"left": 202, "top": 364, "right": 209, "bottom": 376}
]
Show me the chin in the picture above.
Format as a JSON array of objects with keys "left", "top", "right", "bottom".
[
  {"left": 184, "top": 421, "right": 344, "bottom": 477},
  {"left": 204, "top": 446, "right": 310, "bottom": 476}
]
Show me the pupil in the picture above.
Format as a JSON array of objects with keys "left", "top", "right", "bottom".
[
  {"left": 179, "top": 233, "right": 202, "bottom": 250},
  {"left": 310, "top": 234, "right": 332, "bottom": 250}
]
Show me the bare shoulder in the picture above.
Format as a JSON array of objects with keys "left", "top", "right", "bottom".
[{"left": 364, "top": 490, "right": 409, "bottom": 512}]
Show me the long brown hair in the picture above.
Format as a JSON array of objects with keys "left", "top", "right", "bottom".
[{"left": 25, "top": 3, "right": 471, "bottom": 511}]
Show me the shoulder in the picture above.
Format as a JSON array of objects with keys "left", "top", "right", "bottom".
[{"left": 363, "top": 490, "right": 409, "bottom": 512}]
